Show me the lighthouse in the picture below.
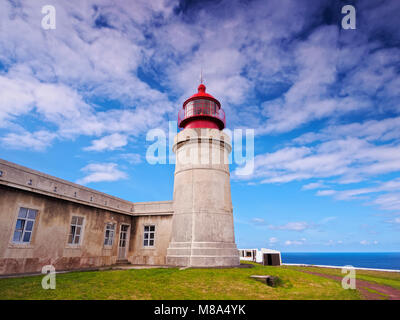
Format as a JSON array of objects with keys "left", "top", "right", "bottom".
[{"left": 166, "top": 83, "right": 240, "bottom": 267}]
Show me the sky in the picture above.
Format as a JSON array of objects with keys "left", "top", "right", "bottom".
[{"left": 0, "top": 0, "right": 399, "bottom": 252}]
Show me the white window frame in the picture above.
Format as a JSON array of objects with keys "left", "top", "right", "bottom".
[
  {"left": 67, "top": 215, "right": 85, "bottom": 246},
  {"left": 143, "top": 225, "right": 155, "bottom": 247},
  {"left": 12, "top": 207, "right": 38, "bottom": 244},
  {"left": 104, "top": 223, "right": 116, "bottom": 247}
]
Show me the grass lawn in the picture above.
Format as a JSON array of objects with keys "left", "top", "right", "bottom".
[
  {"left": 0, "top": 263, "right": 361, "bottom": 300},
  {"left": 287, "top": 266, "right": 400, "bottom": 290}
]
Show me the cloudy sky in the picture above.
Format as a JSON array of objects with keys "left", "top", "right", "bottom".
[{"left": 1, "top": 0, "right": 399, "bottom": 251}]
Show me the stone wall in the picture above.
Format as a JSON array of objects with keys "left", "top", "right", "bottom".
[{"left": 130, "top": 215, "right": 173, "bottom": 265}]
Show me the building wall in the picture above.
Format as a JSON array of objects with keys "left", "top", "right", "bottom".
[
  {"left": 130, "top": 215, "right": 173, "bottom": 265},
  {"left": 0, "top": 185, "right": 173, "bottom": 275}
]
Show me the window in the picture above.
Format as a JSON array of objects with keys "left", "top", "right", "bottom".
[
  {"left": 104, "top": 223, "right": 115, "bottom": 246},
  {"left": 185, "top": 102, "right": 194, "bottom": 117},
  {"left": 68, "top": 216, "right": 84, "bottom": 245},
  {"left": 143, "top": 225, "right": 155, "bottom": 247},
  {"left": 184, "top": 99, "right": 218, "bottom": 118},
  {"left": 13, "top": 207, "right": 37, "bottom": 244}
]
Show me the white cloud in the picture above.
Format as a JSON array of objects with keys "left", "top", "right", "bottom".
[
  {"left": 316, "top": 190, "right": 336, "bottom": 196},
  {"left": 360, "top": 240, "right": 379, "bottom": 246},
  {"left": 120, "top": 153, "right": 142, "bottom": 165},
  {"left": 236, "top": 143, "right": 346, "bottom": 183},
  {"left": 360, "top": 240, "right": 378, "bottom": 246},
  {"left": 373, "top": 193, "right": 400, "bottom": 211},
  {"left": 234, "top": 115, "right": 400, "bottom": 215},
  {"left": 251, "top": 218, "right": 267, "bottom": 225},
  {"left": 294, "top": 117, "right": 400, "bottom": 145},
  {"left": 302, "top": 182, "right": 326, "bottom": 190},
  {"left": 325, "top": 240, "right": 343, "bottom": 246},
  {"left": 1, "top": 130, "right": 57, "bottom": 151},
  {"left": 311, "top": 179, "right": 400, "bottom": 212},
  {"left": 0, "top": 1, "right": 174, "bottom": 146},
  {"left": 1, "top": 0, "right": 399, "bottom": 142},
  {"left": 250, "top": 216, "right": 335, "bottom": 233},
  {"left": 84, "top": 133, "right": 128, "bottom": 152},
  {"left": 323, "top": 178, "right": 400, "bottom": 200},
  {"left": 285, "top": 238, "right": 306, "bottom": 246},
  {"left": 385, "top": 216, "right": 400, "bottom": 228},
  {"left": 76, "top": 163, "right": 128, "bottom": 185},
  {"left": 0, "top": 70, "right": 102, "bottom": 136},
  {"left": 269, "top": 237, "right": 278, "bottom": 244},
  {"left": 270, "top": 221, "right": 311, "bottom": 232},
  {"left": 320, "top": 216, "right": 337, "bottom": 224}
]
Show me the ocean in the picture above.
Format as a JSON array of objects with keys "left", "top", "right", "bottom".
[{"left": 281, "top": 252, "right": 400, "bottom": 271}]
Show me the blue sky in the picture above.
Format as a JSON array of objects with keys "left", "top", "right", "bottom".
[{"left": 0, "top": 0, "right": 399, "bottom": 252}]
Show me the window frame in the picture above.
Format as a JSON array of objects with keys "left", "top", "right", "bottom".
[
  {"left": 67, "top": 215, "right": 85, "bottom": 246},
  {"left": 184, "top": 99, "right": 218, "bottom": 118},
  {"left": 11, "top": 207, "right": 38, "bottom": 245},
  {"left": 143, "top": 224, "right": 156, "bottom": 248},
  {"left": 103, "top": 222, "right": 116, "bottom": 247}
]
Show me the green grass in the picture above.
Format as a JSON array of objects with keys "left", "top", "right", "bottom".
[
  {"left": 0, "top": 263, "right": 361, "bottom": 300},
  {"left": 287, "top": 266, "right": 400, "bottom": 291}
]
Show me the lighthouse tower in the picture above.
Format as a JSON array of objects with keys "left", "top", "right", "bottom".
[{"left": 166, "top": 83, "right": 240, "bottom": 267}]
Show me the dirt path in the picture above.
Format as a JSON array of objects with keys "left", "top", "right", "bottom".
[{"left": 299, "top": 270, "right": 400, "bottom": 300}]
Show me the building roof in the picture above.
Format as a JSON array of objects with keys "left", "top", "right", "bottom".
[
  {"left": 239, "top": 248, "right": 281, "bottom": 254},
  {"left": 183, "top": 84, "right": 221, "bottom": 108},
  {"left": 0, "top": 159, "right": 173, "bottom": 217}
]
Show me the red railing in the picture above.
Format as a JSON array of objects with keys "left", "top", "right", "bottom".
[{"left": 178, "top": 100, "right": 226, "bottom": 128}]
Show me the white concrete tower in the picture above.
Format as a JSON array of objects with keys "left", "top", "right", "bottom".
[{"left": 166, "top": 84, "right": 240, "bottom": 267}]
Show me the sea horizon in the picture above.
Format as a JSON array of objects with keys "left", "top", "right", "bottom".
[{"left": 280, "top": 252, "right": 400, "bottom": 271}]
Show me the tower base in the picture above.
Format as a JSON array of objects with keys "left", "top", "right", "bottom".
[{"left": 166, "top": 241, "right": 240, "bottom": 267}]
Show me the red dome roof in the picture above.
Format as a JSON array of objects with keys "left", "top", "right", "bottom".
[{"left": 183, "top": 84, "right": 221, "bottom": 108}]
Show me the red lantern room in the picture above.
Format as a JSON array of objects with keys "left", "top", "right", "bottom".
[{"left": 178, "top": 84, "right": 226, "bottom": 130}]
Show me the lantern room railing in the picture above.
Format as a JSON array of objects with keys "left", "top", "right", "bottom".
[{"left": 178, "top": 99, "right": 226, "bottom": 128}]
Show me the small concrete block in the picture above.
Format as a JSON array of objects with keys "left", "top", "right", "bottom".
[{"left": 250, "top": 275, "right": 280, "bottom": 287}]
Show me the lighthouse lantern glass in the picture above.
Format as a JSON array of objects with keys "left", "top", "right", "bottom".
[{"left": 185, "top": 99, "right": 218, "bottom": 117}]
